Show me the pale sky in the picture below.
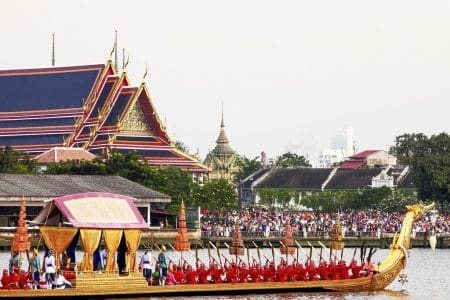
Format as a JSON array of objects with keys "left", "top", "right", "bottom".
[{"left": 1, "top": 1, "right": 449, "bottom": 160}]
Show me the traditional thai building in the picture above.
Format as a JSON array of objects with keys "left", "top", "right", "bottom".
[
  {"left": 0, "top": 60, "right": 208, "bottom": 174},
  {"left": 204, "top": 112, "right": 239, "bottom": 182}
]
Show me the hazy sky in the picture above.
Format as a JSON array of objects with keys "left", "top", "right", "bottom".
[{"left": 1, "top": 1, "right": 449, "bottom": 160}]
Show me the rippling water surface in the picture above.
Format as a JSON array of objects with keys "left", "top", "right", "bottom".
[{"left": 1, "top": 248, "right": 447, "bottom": 299}]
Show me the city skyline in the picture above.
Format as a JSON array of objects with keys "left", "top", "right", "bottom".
[{"left": 1, "top": 1, "right": 449, "bottom": 160}]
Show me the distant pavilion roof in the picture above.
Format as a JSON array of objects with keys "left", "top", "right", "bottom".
[
  {"left": 34, "top": 147, "right": 95, "bottom": 164},
  {"left": 0, "top": 174, "right": 170, "bottom": 203},
  {"left": 324, "top": 168, "right": 384, "bottom": 190},
  {"left": 255, "top": 168, "right": 333, "bottom": 191}
]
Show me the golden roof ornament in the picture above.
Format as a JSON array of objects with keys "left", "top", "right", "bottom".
[
  {"left": 11, "top": 196, "right": 31, "bottom": 253},
  {"left": 280, "top": 220, "right": 295, "bottom": 255},
  {"left": 174, "top": 200, "right": 190, "bottom": 251},
  {"left": 230, "top": 221, "right": 244, "bottom": 256},
  {"left": 330, "top": 213, "right": 345, "bottom": 251}
]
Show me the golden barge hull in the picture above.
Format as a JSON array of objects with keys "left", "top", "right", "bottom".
[
  {"left": 0, "top": 260, "right": 404, "bottom": 298},
  {"left": 0, "top": 203, "right": 430, "bottom": 298}
]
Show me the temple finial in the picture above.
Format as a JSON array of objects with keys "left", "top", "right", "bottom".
[
  {"left": 221, "top": 101, "right": 225, "bottom": 128},
  {"left": 122, "top": 48, "right": 125, "bottom": 70},
  {"left": 114, "top": 30, "right": 118, "bottom": 73},
  {"left": 142, "top": 65, "right": 148, "bottom": 82},
  {"left": 123, "top": 49, "right": 129, "bottom": 71},
  {"left": 51, "top": 34, "right": 55, "bottom": 66}
]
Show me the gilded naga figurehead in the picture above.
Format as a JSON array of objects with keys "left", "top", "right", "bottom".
[{"left": 406, "top": 203, "right": 435, "bottom": 219}]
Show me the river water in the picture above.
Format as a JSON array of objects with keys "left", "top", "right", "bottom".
[{"left": 1, "top": 248, "right": 448, "bottom": 300}]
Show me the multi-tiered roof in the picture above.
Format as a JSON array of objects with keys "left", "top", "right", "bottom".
[
  {"left": 0, "top": 61, "right": 208, "bottom": 173},
  {"left": 174, "top": 200, "right": 190, "bottom": 251}
]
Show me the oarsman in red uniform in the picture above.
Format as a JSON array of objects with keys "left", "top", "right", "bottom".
[
  {"left": 362, "top": 258, "right": 375, "bottom": 277},
  {"left": 238, "top": 263, "right": 250, "bottom": 282},
  {"left": 296, "top": 263, "right": 308, "bottom": 281},
  {"left": 318, "top": 260, "right": 331, "bottom": 280},
  {"left": 350, "top": 259, "right": 363, "bottom": 278},
  {"left": 307, "top": 260, "right": 319, "bottom": 281},
  {"left": 329, "top": 260, "right": 341, "bottom": 280},
  {"left": 248, "top": 263, "right": 261, "bottom": 283},
  {"left": 185, "top": 265, "right": 198, "bottom": 284},
  {"left": 286, "top": 262, "right": 297, "bottom": 281},
  {"left": 226, "top": 263, "right": 240, "bottom": 284},
  {"left": 212, "top": 264, "right": 225, "bottom": 283},
  {"left": 173, "top": 265, "right": 184, "bottom": 284},
  {"left": 182, "top": 261, "right": 189, "bottom": 273},
  {"left": 276, "top": 258, "right": 288, "bottom": 282},
  {"left": 338, "top": 260, "right": 350, "bottom": 279},
  {"left": 0, "top": 269, "right": 11, "bottom": 290},
  {"left": 8, "top": 267, "right": 20, "bottom": 289},
  {"left": 197, "top": 263, "right": 209, "bottom": 284}
]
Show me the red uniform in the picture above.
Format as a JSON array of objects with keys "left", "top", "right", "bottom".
[
  {"left": 338, "top": 260, "right": 350, "bottom": 279},
  {"left": 1, "top": 270, "right": 11, "bottom": 290},
  {"left": 350, "top": 260, "right": 363, "bottom": 278}
]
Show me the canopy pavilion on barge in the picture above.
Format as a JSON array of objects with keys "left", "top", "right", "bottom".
[{"left": 32, "top": 192, "right": 149, "bottom": 288}]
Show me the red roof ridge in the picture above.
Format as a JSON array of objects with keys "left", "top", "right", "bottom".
[{"left": 0, "top": 64, "right": 105, "bottom": 75}]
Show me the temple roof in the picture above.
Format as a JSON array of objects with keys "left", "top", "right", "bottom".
[
  {"left": 0, "top": 61, "right": 208, "bottom": 173},
  {"left": 0, "top": 64, "right": 103, "bottom": 112}
]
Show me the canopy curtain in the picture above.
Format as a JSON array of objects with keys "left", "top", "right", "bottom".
[
  {"left": 124, "top": 229, "right": 141, "bottom": 272},
  {"left": 40, "top": 227, "right": 78, "bottom": 269},
  {"left": 80, "top": 229, "right": 102, "bottom": 271},
  {"left": 103, "top": 229, "right": 123, "bottom": 271}
]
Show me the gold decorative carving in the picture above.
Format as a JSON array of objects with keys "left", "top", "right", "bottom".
[{"left": 121, "top": 100, "right": 155, "bottom": 135}]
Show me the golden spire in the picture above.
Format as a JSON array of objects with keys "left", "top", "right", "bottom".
[
  {"left": 114, "top": 30, "right": 118, "bottom": 73},
  {"left": 330, "top": 214, "right": 345, "bottom": 251},
  {"left": 11, "top": 196, "right": 31, "bottom": 253},
  {"left": 174, "top": 200, "right": 190, "bottom": 251},
  {"left": 51, "top": 33, "right": 55, "bottom": 66},
  {"left": 230, "top": 221, "right": 244, "bottom": 256},
  {"left": 280, "top": 220, "right": 295, "bottom": 255}
]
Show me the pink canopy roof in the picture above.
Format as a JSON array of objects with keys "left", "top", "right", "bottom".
[{"left": 33, "top": 192, "right": 148, "bottom": 229}]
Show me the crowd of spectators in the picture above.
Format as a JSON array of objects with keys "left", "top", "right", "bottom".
[{"left": 200, "top": 208, "right": 450, "bottom": 238}]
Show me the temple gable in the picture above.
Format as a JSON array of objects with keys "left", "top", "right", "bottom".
[{"left": 120, "top": 98, "right": 156, "bottom": 136}]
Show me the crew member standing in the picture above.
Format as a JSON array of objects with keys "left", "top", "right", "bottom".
[
  {"left": 158, "top": 245, "right": 168, "bottom": 286},
  {"left": 28, "top": 248, "right": 41, "bottom": 289},
  {"left": 44, "top": 250, "right": 56, "bottom": 289},
  {"left": 140, "top": 249, "right": 152, "bottom": 284}
]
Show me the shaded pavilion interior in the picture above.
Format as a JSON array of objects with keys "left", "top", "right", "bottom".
[{"left": 33, "top": 192, "right": 148, "bottom": 274}]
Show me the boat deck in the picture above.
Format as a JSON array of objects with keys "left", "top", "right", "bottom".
[{"left": 0, "top": 277, "right": 375, "bottom": 298}]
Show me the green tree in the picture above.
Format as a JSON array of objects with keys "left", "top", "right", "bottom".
[
  {"left": 0, "top": 146, "right": 37, "bottom": 174},
  {"left": 276, "top": 152, "right": 311, "bottom": 168},
  {"left": 256, "top": 188, "right": 299, "bottom": 208},
  {"left": 391, "top": 132, "right": 450, "bottom": 209},
  {"left": 193, "top": 179, "right": 237, "bottom": 211},
  {"left": 234, "top": 155, "right": 262, "bottom": 183},
  {"left": 44, "top": 159, "right": 106, "bottom": 175}
]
